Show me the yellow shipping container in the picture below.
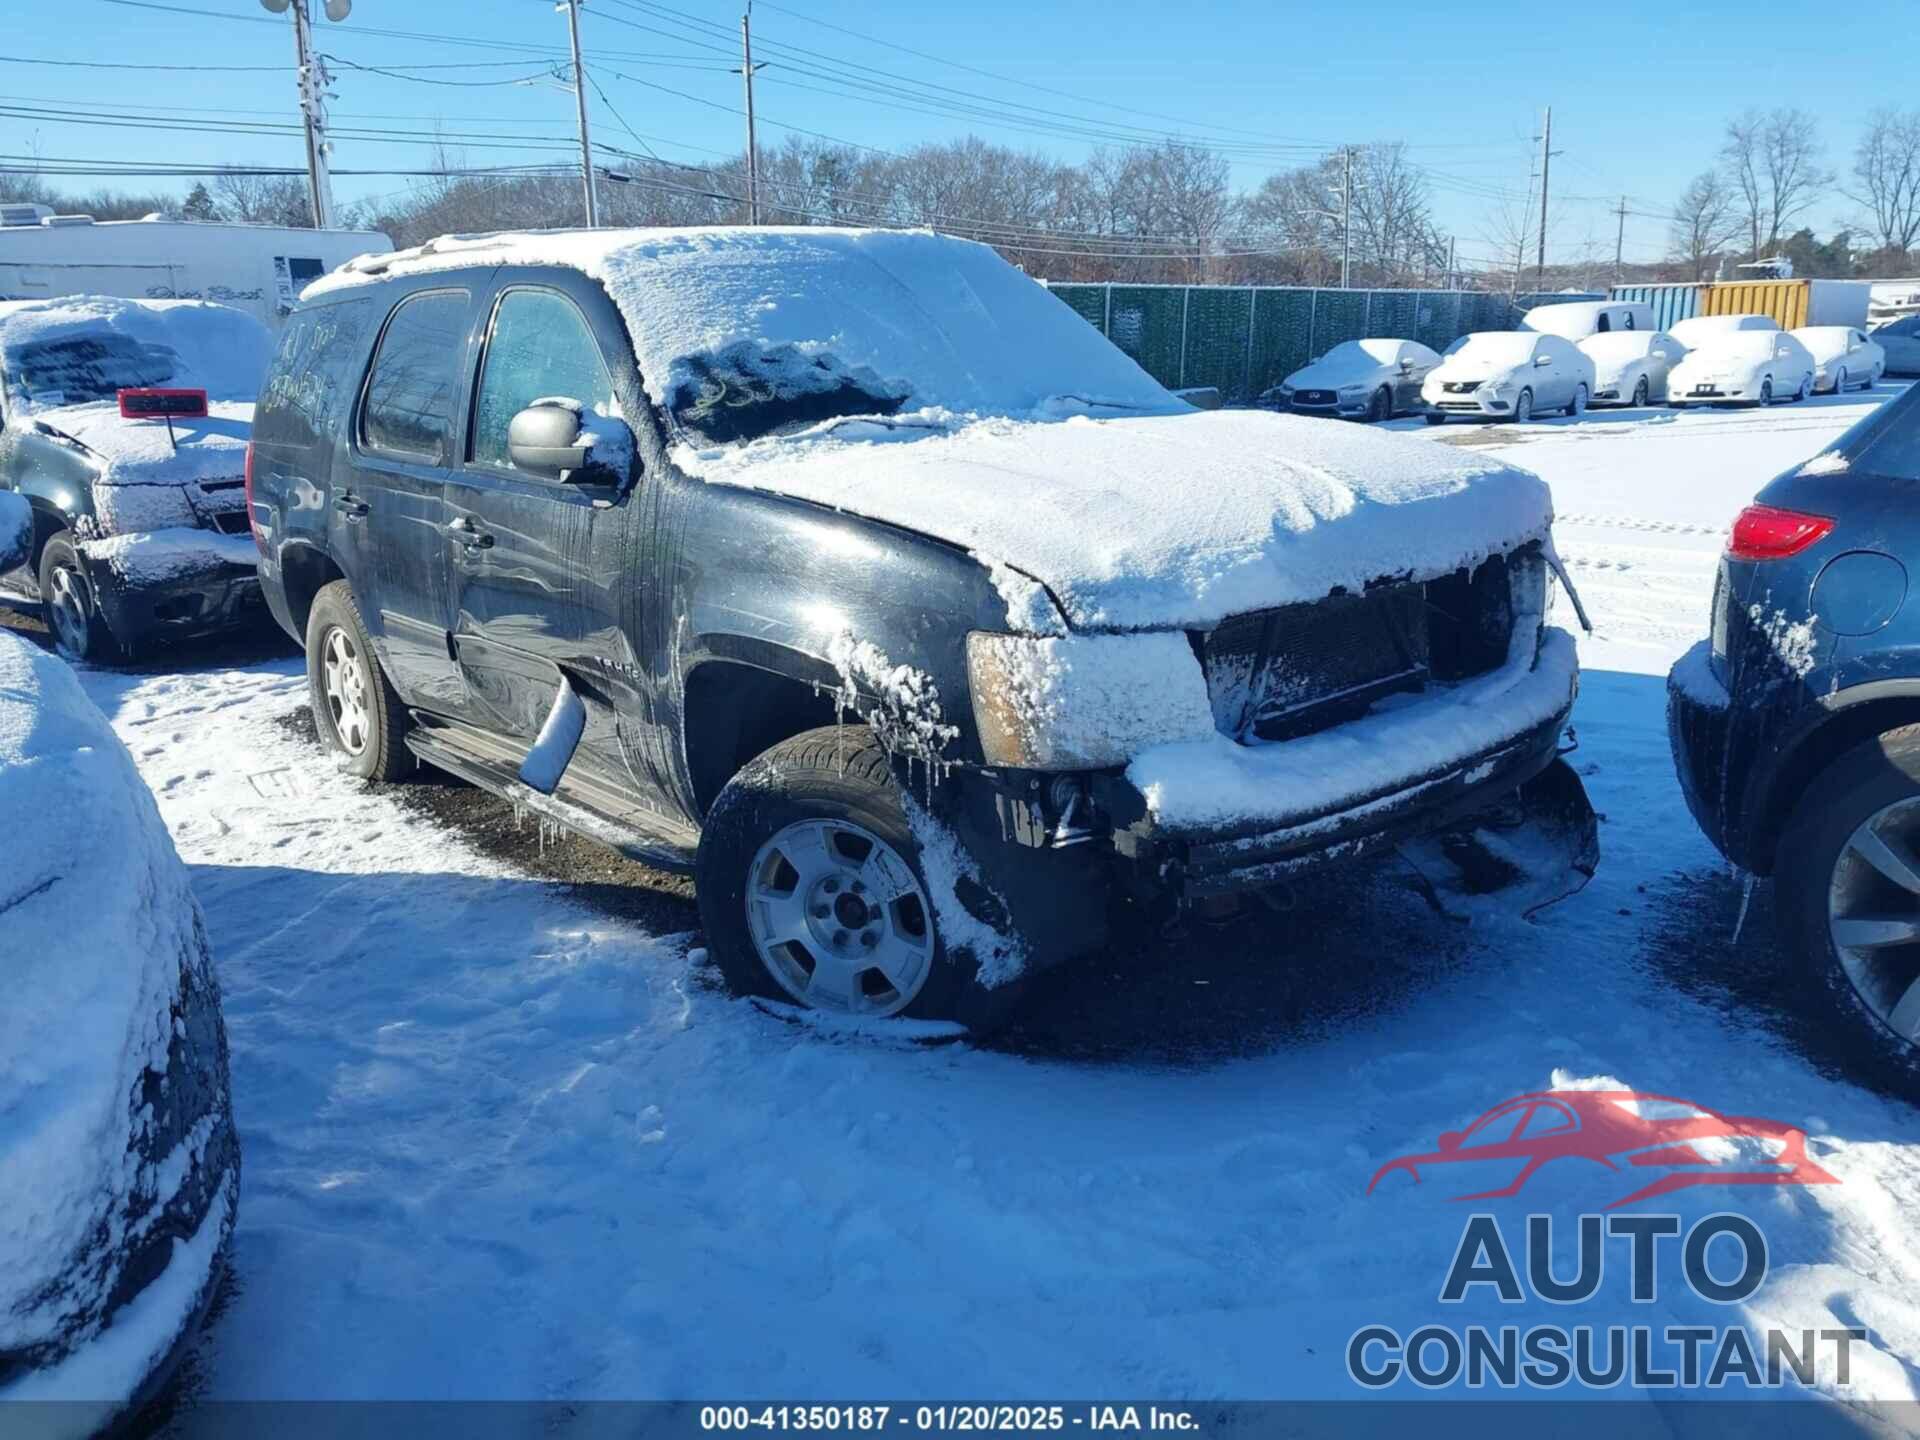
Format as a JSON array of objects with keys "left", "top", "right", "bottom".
[{"left": 1703, "top": 279, "right": 1813, "bottom": 328}]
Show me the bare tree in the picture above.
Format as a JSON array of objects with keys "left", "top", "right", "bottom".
[
  {"left": 211, "top": 168, "right": 313, "bottom": 228},
  {"left": 1669, "top": 170, "right": 1741, "bottom": 280},
  {"left": 1720, "top": 107, "right": 1832, "bottom": 256},
  {"left": 1848, "top": 108, "right": 1920, "bottom": 260}
]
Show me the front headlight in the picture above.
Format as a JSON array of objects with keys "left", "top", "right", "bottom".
[{"left": 966, "top": 630, "right": 1217, "bottom": 769}]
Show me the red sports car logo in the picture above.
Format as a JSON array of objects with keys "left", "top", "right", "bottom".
[{"left": 1366, "top": 1090, "right": 1838, "bottom": 1209}]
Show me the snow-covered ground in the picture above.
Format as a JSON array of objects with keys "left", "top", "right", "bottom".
[{"left": 25, "top": 386, "right": 1920, "bottom": 1419}]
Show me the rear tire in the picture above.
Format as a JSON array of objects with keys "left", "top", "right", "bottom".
[
  {"left": 305, "top": 580, "right": 413, "bottom": 782},
  {"left": 38, "top": 531, "right": 126, "bottom": 665},
  {"left": 696, "top": 725, "right": 974, "bottom": 1022},
  {"left": 1777, "top": 729, "right": 1920, "bottom": 1082}
]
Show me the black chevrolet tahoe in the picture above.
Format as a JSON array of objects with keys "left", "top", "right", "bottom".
[{"left": 246, "top": 226, "right": 1596, "bottom": 1024}]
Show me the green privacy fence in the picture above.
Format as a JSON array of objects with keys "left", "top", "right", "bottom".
[{"left": 1045, "top": 283, "right": 1599, "bottom": 404}]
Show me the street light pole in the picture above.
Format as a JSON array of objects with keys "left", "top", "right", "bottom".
[
  {"left": 262, "top": 0, "right": 341, "bottom": 229},
  {"left": 560, "top": 0, "right": 600, "bottom": 227}
]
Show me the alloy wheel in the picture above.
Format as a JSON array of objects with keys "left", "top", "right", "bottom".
[
  {"left": 1827, "top": 797, "right": 1920, "bottom": 1044},
  {"left": 45, "top": 562, "right": 93, "bottom": 658},
  {"left": 1515, "top": 389, "right": 1532, "bottom": 423},
  {"left": 320, "top": 624, "right": 373, "bottom": 756},
  {"left": 745, "top": 818, "right": 935, "bottom": 1016}
]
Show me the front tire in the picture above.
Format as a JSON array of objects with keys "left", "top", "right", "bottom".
[
  {"left": 697, "top": 725, "right": 969, "bottom": 1021},
  {"left": 1777, "top": 730, "right": 1920, "bottom": 1080},
  {"left": 1423, "top": 411, "right": 1447, "bottom": 426},
  {"left": 1795, "top": 374, "right": 1812, "bottom": 402},
  {"left": 1757, "top": 378, "right": 1774, "bottom": 407},
  {"left": 1632, "top": 375, "right": 1650, "bottom": 408},
  {"left": 38, "top": 531, "right": 125, "bottom": 664},
  {"left": 305, "top": 580, "right": 412, "bottom": 782},
  {"left": 1835, "top": 367, "right": 1848, "bottom": 396},
  {"left": 1514, "top": 387, "right": 1534, "bottom": 423},
  {"left": 1368, "top": 387, "right": 1391, "bottom": 423},
  {"left": 1567, "top": 383, "right": 1588, "bottom": 418}
]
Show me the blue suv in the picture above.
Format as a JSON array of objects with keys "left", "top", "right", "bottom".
[{"left": 1669, "top": 384, "right": 1920, "bottom": 1074}]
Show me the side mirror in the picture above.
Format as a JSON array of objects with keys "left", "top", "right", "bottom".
[
  {"left": 1438, "top": 1131, "right": 1464, "bottom": 1154},
  {"left": 1534, "top": 354, "right": 1554, "bottom": 367},
  {"left": 1398, "top": 357, "right": 1414, "bottom": 374},
  {"left": 0, "top": 492, "right": 29, "bottom": 573},
  {"left": 508, "top": 400, "right": 632, "bottom": 484}
]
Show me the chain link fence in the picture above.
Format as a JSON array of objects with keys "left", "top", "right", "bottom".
[{"left": 1045, "top": 283, "right": 1600, "bottom": 404}]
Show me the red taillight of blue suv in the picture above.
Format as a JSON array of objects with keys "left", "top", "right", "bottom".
[{"left": 1727, "top": 503, "right": 1833, "bottom": 562}]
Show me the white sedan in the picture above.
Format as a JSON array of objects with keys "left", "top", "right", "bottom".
[
  {"left": 1666, "top": 330, "right": 1816, "bottom": 407},
  {"left": 1420, "top": 331, "right": 1594, "bottom": 424},
  {"left": 1791, "top": 325, "right": 1884, "bottom": 393},
  {"left": 1265, "top": 338, "right": 1441, "bottom": 422},
  {"left": 1667, "top": 313, "right": 1777, "bottom": 349},
  {"left": 1578, "top": 330, "right": 1686, "bottom": 407}
]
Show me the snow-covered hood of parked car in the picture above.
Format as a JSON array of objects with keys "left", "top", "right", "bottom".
[
  {"left": 680, "top": 409, "right": 1554, "bottom": 633},
  {"left": 28, "top": 400, "right": 254, "bottom": 489},
  {"left": 1425, "top": 356, "right": 1525, "bottom": 389},
  {"left": 1284, "top": 355, "right": 1388, "bottom": 390}
]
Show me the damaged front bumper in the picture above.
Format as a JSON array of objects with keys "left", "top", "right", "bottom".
[
  {"left": 77, "top": 526, "right": 264, "bottom": 650},
  {"left": 981, "top": 626, "right": 1596, "bottom": 921}
]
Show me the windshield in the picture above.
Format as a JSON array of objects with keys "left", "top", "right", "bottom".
[
  {"left": 0, "top": 297, "right": 270, "bottom": 416},
  {"left": 1580, "top": 332, "right": 1655, "bottom": 362},
  {"left": 583, "top": 229, "right": 1182, "bottom": 447},
  {"left": 1701, "top": 333, "right": 1781, "bottom": 363},
  {"left": 1812, "top": 382, "right": 1920, "bottom": 478},
  {"left": 5, "top": 333, "right": 179, "bottom": 409},
  {"left": 1443, "top": 333, "right": 1535, "bottom": 366}
]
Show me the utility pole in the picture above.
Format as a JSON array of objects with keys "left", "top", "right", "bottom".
[
  {"left": 560, "top": 0, "right": 599, "bottom": 227},
  {"left": 1534, "top": 105, "right": 1552, "bottom": 290},
  {"left": 1340, "top": 145, "right": 1353, "bottom": 289},
  {"left": 1447, "top": 234, "right": 1456, "bottom": 289},
  {"left": 737, "top": 3, "right": 765, "bottom": 224},
  {"left": 261, "top": 0, "right": 347, "bottom": 229},
  {"left": 1613, "top": 195, "right": 1628, "bottom": 286}
]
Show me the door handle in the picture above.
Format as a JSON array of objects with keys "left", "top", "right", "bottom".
[
  {"left": 447, "top": 515, "right": 494, "bottom": 551},
  {"left": 333, "top": 492, "right": 369, "bottom": 519}
]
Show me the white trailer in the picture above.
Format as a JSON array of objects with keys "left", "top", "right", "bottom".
[{"left": 0, "top": 215, "right": 392, "bottom": 330}]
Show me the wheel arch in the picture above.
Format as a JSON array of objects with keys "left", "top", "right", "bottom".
[
  {"left": 1754, "top": 683, "right": 1920, "bottom": 872},
  {"left": 682, "top": 656, "right": 842, "bottom": 819},
  {"left": 278, "top": 541, "right": 347, "bottom": 640}
]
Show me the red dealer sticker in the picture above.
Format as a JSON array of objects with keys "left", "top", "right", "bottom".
[{"left": 118, "top": 387, "right": 209, "bottom": 420}]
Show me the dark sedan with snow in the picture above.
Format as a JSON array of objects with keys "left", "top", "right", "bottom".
[
  {"left": 0, "top": 493, "right": 238, "bottom": 1422},
  {"left": 249, "top": 227, "right": 1596, "bottom": 1026},
  {"left": 0, "top": 296, "right": 270, "bottom": 662}
]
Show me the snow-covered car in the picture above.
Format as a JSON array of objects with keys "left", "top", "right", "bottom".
[
  {"left": 1873, "top": 312, "right": 1920, "bottom": 376},
  {"left": 1263, "top": 338, "right": 1441, "bottom": 422},
  {"left": 1521, "top": 300, "right": 1654, "bottom": 340},
  {"left": 1578, "top": 329, "right": 1685, "bottom": 407},
  {"left": 1420, "top": 331, "right": 1595, "bottom": 424},
  {"left": 252, "top": 227, "right": 1596, "bottom": 1026},
  {"left": 0, "top": 296, "right": 270, "bottom": 663},
  {"left": 1666, "top": 329, "right": 1816, "bottom": 407},
  {"left": 0, "top": 489, "right": 238, "bottom": 1426},
  {"left": 1667, "top": 313, "right": 1777, "bottom": 350},
  {"left": 1792, "top": 325, "right": 1885, "bottom": 394}
]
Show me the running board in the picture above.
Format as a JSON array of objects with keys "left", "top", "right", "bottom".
[{"left": 406, "top": 717, "right": 699, "bottom": 874}]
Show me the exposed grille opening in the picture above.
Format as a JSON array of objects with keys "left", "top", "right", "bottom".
[
  {"left": 1196, "top": 549, "right": 1522, "bottom": 745},
  {"left": 207, "top": 510, "right": 252, "bottom": 536}
]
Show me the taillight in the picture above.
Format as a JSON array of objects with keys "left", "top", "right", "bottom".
[
  {"left": 1727, "top": 503, "right": 1833, "bottom": 562},
  {"left": 242, "top": 440, "right": 262, "bottom": 550}
]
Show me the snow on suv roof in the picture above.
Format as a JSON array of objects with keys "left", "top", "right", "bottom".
[{"left": 304, "top": 226, "right": 1183, "bottom": 440}]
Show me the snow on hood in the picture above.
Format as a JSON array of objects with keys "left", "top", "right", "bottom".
[
  {"left": 1285, "top": 340, "right": 1407, "bottom": 388},
  {"left": 684, "top": 408, "right": 1554, "bottom": 633},
  {"left": 307, "top": 227, "right": 1181, "bottom": 435},
  {"left": 31, "top": 399, "right": 254, "bottom": 485},
  {"left": 0, "top": 634, "right": 210, "bottom": 1355}
]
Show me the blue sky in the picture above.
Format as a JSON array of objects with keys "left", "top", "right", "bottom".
[{"left": 3, "top": 0, "right": 1906, "bottom": 272}]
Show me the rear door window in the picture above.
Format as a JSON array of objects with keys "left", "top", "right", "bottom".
[
  {"left": 469, "top": 289, "right": 617, "bottom": 471},
  {"left": 360, "top": 289, "right": 471, "bottom": 464}
]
